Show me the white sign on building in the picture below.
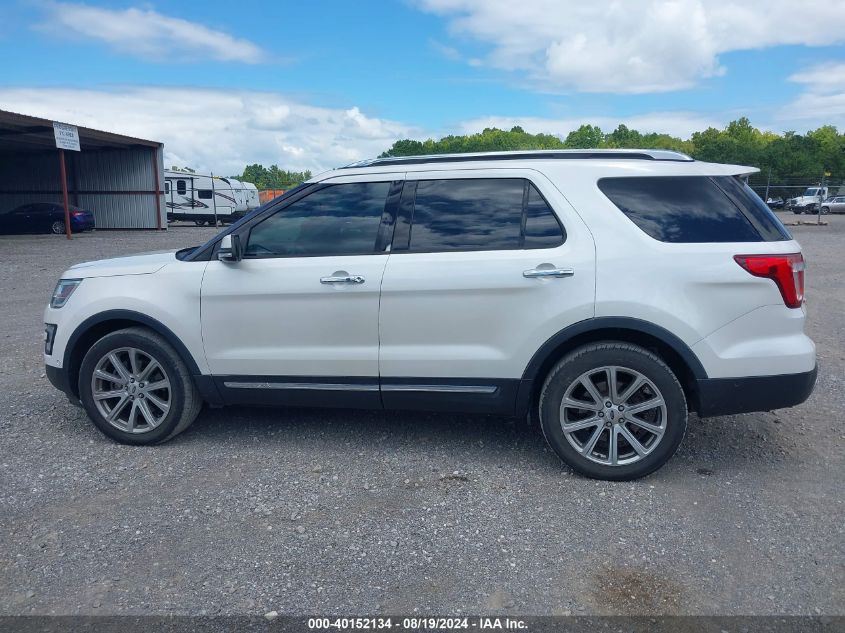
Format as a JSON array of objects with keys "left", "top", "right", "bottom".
[{"left": 53, "top": 122, "right": 81, "bottom": 152}]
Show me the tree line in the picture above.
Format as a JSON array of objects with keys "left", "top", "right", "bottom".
[
  {"left": 380, "top": 118, "right": 845, "bottom": 193},
  {"left": 232, "top": 118, "right": 843, "bottom": 196},
  {"left": 234, "top": 164, "right": 312, "bottom": 190}
]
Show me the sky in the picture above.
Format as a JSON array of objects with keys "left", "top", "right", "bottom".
[{"left": 0, "top": 0, "right": 844, "bottom": 174}]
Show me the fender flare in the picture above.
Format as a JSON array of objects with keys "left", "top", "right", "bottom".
[
  {"left": 63, "top": 309, "right": 203, "bottom": 376},
  {"left": 521, "top": 317, "right": 708, "bottom": 382},
  {"left": 516, "top": 317, "right": 708, "bottom": 416}
]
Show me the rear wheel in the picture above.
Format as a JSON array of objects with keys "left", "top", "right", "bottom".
[
  {"left": 78, "top": 327, "right": 202, "bottom": 445},
  {"left": 50, "top": 220, "right": 65, "bottom": 234},
  {"left": 539, "top": 342, "right": 687, "bottom": 480}
]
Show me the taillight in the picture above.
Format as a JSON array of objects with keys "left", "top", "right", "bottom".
[
  {"left": 734, "top": 253, "right": 804, "bottom": 309},
  {"left": 71, "top": 211, "right": 85, "bottom": 217}
]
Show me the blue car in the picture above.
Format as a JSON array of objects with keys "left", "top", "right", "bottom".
[{"left": 0, "top": 202, "right": 96, "bottom": 235}]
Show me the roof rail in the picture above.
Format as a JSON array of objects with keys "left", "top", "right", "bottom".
[{"left": 343, "top": 149, "right": 694, "bottom": 169}]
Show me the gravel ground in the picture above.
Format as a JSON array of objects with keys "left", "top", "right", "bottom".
[{"left": 0, "top": 219, "right": 842, "bottom": 616}]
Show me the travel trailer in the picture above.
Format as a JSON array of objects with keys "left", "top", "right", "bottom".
[
  {"left": 243, "top": 181, "right": 260, "bottom": 210},
  {"left": 164, "top": 171, "right": 258, "bottom": 225}
]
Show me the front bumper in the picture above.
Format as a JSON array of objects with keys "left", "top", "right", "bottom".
[
  {"left": 45, "top": 364, "right": 80, "bottom": 406},
  {"left": 695, "top": 365, "right": 817, "bottom": 417}
]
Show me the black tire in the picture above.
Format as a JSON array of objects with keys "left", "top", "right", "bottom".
[
  {"left": 792, "top": 209, "right": 802, "bottom": 215},
  {"left": 194, "top": 220, "right": 206, "bottom": 226},
  {"left": 539, "top": 342, "right": 687, "bottom": 481},
  {"left": 50, "top": 220, "right": 65, "bottom": 234},
  {"left": 821, "top": 206, "right": 830, "bottom": 215},
  {"left": 78, "top": 327, "right": 203, "bottom": 445}
]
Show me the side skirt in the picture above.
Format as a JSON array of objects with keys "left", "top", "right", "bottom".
[
  {"left": 380, "top": 377, "right": 518, "bottom": 415},
  {"left": 213, "top": 376, "right": 381, "bottom": 409},
  {"left": 212, "top": 376, "right": 520, "bottom": 415}
]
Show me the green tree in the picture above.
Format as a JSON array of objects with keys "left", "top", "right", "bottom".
[
  {"left": 235, "top": 164, "right": 312, "bottom": 189},
  {"left": 376, "top": 119, "right": 845, "bottom": 194},
  {"left": 564, "top": 124, "right": 604, "bottom": 149}
]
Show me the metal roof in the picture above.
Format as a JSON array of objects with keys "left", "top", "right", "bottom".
[
  {"left": 0, "top": 109, "right": 162, "bottom": 154},
  {"left": 343, "top": 148, "right": 693, "bottom": 169}
]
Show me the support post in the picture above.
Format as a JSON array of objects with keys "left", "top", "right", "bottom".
[
  {"left": 59, "top": 149, "right": 72, "bottom": 240},
  {"left": 764, "top": 167, "right": 771, "bottom": 203},
  {"left": 210, "top": 172, "right": 219, "bottom": 227},
  {"left": 151, "top": 147, "right": 163, "bottom": 230}
]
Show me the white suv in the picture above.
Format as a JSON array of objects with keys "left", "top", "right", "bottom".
[{"left": 43, "top": 150, "right": 817, "bottom": 480}]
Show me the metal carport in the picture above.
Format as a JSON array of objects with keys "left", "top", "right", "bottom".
[{"left": 0, "top": 109, "right": 165, "bottom": 237}]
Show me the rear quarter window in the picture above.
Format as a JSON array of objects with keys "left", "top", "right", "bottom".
[
  {"left": 713, "top": 176, "right": 791, "bottom": 241},
  {"left": 598, "top": 176, "right": 789, "bottom": 243}
]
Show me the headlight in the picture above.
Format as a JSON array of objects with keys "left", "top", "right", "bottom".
[{"left": 50, "top": 279, "right": 82, "bottom": 308}]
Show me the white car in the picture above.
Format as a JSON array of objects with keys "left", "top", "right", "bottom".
[{"left": 44, "top": 150, "right": 817, "bottom": 480}]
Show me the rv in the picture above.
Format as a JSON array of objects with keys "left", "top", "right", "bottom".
[
  {"left": 243, "top": 181, "right": 260, "bottom": 210},
  {"left": 164, "top": 171, "right": 257, "bottom": 225}
]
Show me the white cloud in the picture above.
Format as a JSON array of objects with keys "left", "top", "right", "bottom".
[
  {"left": 39, "top": 3, "right": 267, "bottom": 64},
  {"left": 0, "top": 87, "right": 421, "bottom": 174},
  {"left": 775, "top": 62, "right": 845, "bottom": 130},
  {"left": 417, "top": 0, "right": 845, "bottom": 93},
  {"left": 459, "top": 112, "right": 723, "bottom": 140},
  {"left": 788, "top": 62, "right": 845, "bottom": 88}
]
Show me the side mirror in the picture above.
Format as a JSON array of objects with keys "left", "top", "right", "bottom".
[{"left": 218, "top": 234, "right": 242, "bottom": 262}]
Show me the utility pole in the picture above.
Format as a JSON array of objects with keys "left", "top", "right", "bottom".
[{"left": 817, "top": 172, "right": 825, "bottom": 225}]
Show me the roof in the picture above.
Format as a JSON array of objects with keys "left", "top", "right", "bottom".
[
  {"left": 311, "top": 150, "right": 758, "bottom": 183},
  {"left": 0, "top": 109, "right": 161, "bottom": 154},
  {"left": 343, "top": 149, "right": 693, "bottom": 169}
]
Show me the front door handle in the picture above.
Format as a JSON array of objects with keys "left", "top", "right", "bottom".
[
  {"left": 523, "top": 268, "right": 575, "bottom": 278},
  {"left": 320, "top": 274, "right": 365, "bottom": 285}
]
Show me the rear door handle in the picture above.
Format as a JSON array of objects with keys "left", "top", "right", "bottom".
[
  {"left": 320, "top": 275, "right": 365, "bottom": 284},
  {"left": 523, "top": 268, "right": 575, "bottom": 278}
]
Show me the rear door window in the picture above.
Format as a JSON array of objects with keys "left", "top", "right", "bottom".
[
  {"left": 597, "top": 176, "right": 787, "bottom": 243},
  {"left": 405, "top": 178, "right": 564, "bottom": 252}
]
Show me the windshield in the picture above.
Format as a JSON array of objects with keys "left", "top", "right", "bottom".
[{"left": 803, "top": 188, "right": 819, "bottom": 196}]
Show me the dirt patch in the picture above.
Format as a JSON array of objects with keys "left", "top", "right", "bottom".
[{"left": 590, "top": 566, "right": 685, "bottom": 614}]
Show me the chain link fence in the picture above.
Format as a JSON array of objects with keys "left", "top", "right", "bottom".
[{"left": 747, "top": 171, "right": 843, "bottom": 215}]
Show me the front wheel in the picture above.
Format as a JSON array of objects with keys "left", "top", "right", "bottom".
[
  {"left": 821, "top": 206, "right": 830, "bottom": 215},
  {"left": 78, "top": 327, "right": 202, "bottom": 445},
  {"left": 539, "top": 342, "right": 688, "bottom": 481}
]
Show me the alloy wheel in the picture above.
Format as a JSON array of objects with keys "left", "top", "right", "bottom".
[
  {"left": 559, "top": 365, "right": 667, "bottom": 466},
  {"left": 91, "top": 347, "right": 172, "bottom": 433}
]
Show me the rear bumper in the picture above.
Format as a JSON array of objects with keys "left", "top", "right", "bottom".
[{"left": 695, "top": 366, "right": 817, "bottom": 417}]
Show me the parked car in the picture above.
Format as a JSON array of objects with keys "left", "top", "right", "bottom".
[
  {"left": 766, "top": 197, "right": 784, "bottom": 209},
  {"left": 821, "top": 196, "right": 845, "bottom": 214},
  {"left": 43, "top": 150, "right": 816, "bottom": 480},
  {"left": 0, "top": 202, "right": 95, "bottom": 235}
]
